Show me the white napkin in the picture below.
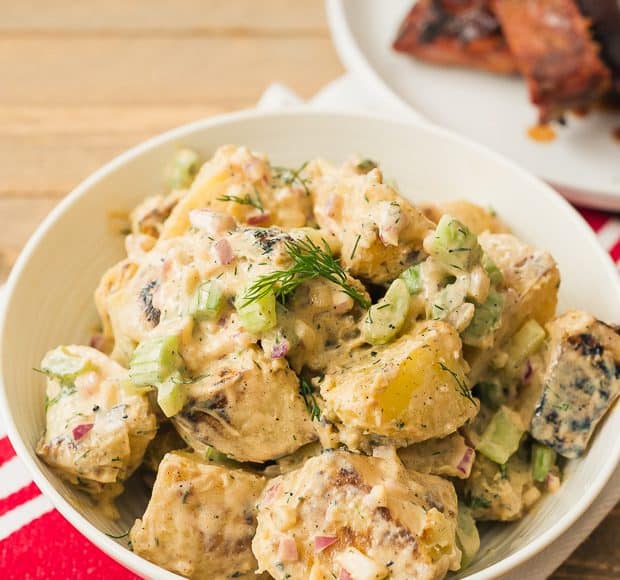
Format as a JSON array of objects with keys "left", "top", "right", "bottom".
[{"left": 257, "top": 75, "right": 620, "bottom": 580}]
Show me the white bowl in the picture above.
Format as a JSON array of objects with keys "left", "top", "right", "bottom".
[{"left": 1, "top": 110, "right": 619, "bottom": 579}]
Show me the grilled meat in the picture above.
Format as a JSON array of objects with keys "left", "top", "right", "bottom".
[
  {"left": 490, "top": 0, "right": 611, "bottom": 122},
  {"left": 393, "top": 0, "right": 518, "bottom": 74},
  {"left": 578, "top": 0, "right": 620, "bottom": 98}
]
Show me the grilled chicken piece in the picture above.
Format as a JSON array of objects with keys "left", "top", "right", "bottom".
[
  {"left": 491, "top": 0, "right": 611, "bottom": 122},
  {"left": 252, "top": 449, "right": 461, "bottom": 579},
  {"left": 578, "top": 0, "right": 620, "bottom": 97},
  {"left": 393, "top": 0, "right": 518, "bottom": 74},
  {"left": 131, "top": 451, "right": 267, "bottom": 579},
  {"left": 530, "top": 311, "right": 620, "bottom": 458}
]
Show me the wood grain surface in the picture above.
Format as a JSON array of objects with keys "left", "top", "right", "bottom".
[{"left": 0, "top": 1, "right": 617, "bottom": 577}]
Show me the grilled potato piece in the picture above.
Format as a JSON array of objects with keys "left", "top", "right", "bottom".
[
  {"left": 131, "top": 451, "right": 266, "bottom": 579},
  {"left": 252, "top": 449, "right": 460, "bottom": 579},
  {"left": 421, "top": 200, "right": 510, "bottom": 236},
  {"left": 173, "top": 346, "right": 316, "bottom": 463},
  {"left": 320, "top": 321, "right": 479, "bottom": 448},
  {"left": 464, "top": 451, "right": 540, "bottom": 522},
  {"left": 36, "top": 346, "right": 157, "bottom": 511},
  {"left": 530, "top": 310, "right": 620, "bottom": 458},
  {"left": 467, "top": 233, "right": 560, "bottom": 382},
  {"left": 313, "top": 166, "right": 433, "bottom": 284},
  {"left": 161, "top": 145, "right": 313, "bottom": 238}
]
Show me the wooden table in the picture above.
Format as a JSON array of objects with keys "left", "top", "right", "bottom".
[{"left": 0, "top": 1, "right": 617, "bottom": 577}]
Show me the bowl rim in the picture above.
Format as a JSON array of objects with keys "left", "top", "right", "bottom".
[{"left": 1, "top": 107, "right": 619, "bottom": 580}]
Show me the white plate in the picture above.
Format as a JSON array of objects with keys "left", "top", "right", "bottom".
[
  {"left": 1, "top": 109, "right": 619, "bottom": 579},
  {"left": 326, "top": 0, "right": 620, "bottom": 211}
]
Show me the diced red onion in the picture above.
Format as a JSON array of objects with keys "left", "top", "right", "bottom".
[
  {"left": 247, "top": 212, "right": 270, "bottom": 225},
  {"left": 522, "top": 359, "right": 533, "bottom": 384},
  {"left": 339, "top": 570, "right": 353, "bottom": 580},
  {"left": 271, "top": 341, "right": 290, "bottom": 359},
  {"left": 89, "top": 333, "right": 106, "bottom": 352},
  {"left": 314, "top": 535, "right": 338, "bottom": 553},
  {"left": 72, "top": 423, "right": 94, "bottom": 441},
  {"left": 277, "top": 536, "right": 298, "bottom": 563},
  {"left": 546, "top": 473, "right": 561, "bottom": 493},
  {"left": 214, "top": 239, "right": 234, "bottom": 265},
  {"left": 456, "top": 447, "right": 475, "bottom": 476},
  {"left": 263, "top": 482, "right": 281, "bottom": 505}
]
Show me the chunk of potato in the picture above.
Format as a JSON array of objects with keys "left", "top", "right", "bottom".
[
  {"left": 252, "top": 449, "right": 461, "bottom": 579},
  {"left": 466, "top": 233, "right": 560, "bottom": 382},
  {"left": 35, "top": 346, "right": 157, "bottom": 510},
  {"left": 320, "top": 321, "right": 479, "bottom": 446},
  {"left": 172, "top": 346, "right": 316, "bottom": 463},
  {"left": 131, "top": 451, "right": 266, "bottom": 579},
  {"left": 421, "top": 200, "right": 510, "bottom": 235},
  {"left": 530, "top": 310, "right": 620, "bottom": 458},
  {"left": 313, "top": 166, "right": 433, "bottom": 283}
]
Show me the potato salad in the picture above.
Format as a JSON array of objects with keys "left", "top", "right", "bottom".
[{"left": 36, "top": 145, "right": 620, "bottom": 579}]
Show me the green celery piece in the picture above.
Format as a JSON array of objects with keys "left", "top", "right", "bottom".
[
  {"left": 531, "top": 442, "right": 557, "bottom": 482},
  {"left": 456, "top": 503, "right": 480, "bottom": 568},
  {"left": 482, "top": 254, "right": 503, "bottom": 286},
  {"left": 504, "top": 319, "right": 546, "bottom": 377},
  {"left": 400, "top": 264, "right": 423, "bottom": 295},
  {"left": 429, "top": 215, "right": 482, "bottom": 273},
  {"left": 156, "top": 372, "right": 187, "bottom": 418},
  {"left": 164, "top": 148, "right": 200, "bottom": 190},
  {"left": 476, "top": 405, "right": 524, "bottom": 464},
  {"left": 120, "top": 379, "right": 152, "bottom": 396},
  {"left": 461, "top": 289, "right": 504, "bottom": 346},
  {"left": 41, "top": 347, "right": 93, "bottom": 383},
  {"left": 129, "top": 335, "right": 181, "bottom": 386},
  {"left": 191, "top": 280, "right": 224, "bottom": 321},
  {"left": 362, "top": 279, "right": 410, "bottom": 345},
  {"left": 475, "top": 381, "right": 505, "bottom": 410},
  {"left": 235, "top": 289, "right": 277, "bottom": 334}
]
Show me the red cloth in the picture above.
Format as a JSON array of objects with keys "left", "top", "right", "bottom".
[{"left": 0, "top": 205, "right": 617, "bottom": 579}]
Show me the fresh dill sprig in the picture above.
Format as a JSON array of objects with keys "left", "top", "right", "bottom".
[
  {"left": 241, "top": 236, "right": 370, "bottom": 309},
  {"left": 438, "top": 361, "right": 476, "bottom": 405},
  {"left": 356, "top": 158, "right": 378, "bottom": 173},
  {"left": 217, "top": 187, "right": 264, "bottom": 212},
  {"left": 299, "top": 377, "right": 321, "bottom": 421},
  {"left": 350, "top": 234, "right": 361, "bottom": 260},
  {"left": 272, "top": 162, "right": 310, "bottom": 195}
]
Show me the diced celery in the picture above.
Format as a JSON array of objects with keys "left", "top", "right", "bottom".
[
  {"left": 532, "top": 442, "right": 556, "bottom": 482},
  {"left": 430, "top": 279, "right": 468, "bottom": 321},
  {"left": 461, "top": 289, "right": 504, "bottom": 346},
  {"left": 235, "top": 290, "right": 277, "bottom": 334},
  {"left": 475, "top": 381, "right": 505, "bottom": 410},
  {"left": 428, "top": 215, "right": 482, "bottom": 273},
  {"left": 204, "top": 445, "right": 229, "bottom": 463},
  {"left": 191, "top": 280, "right": 224, "bottom": 321},
  {"left": 41, "top": 347, "right": 93, "bottom": 383},
  {"left": 476, "top": 406, "right": 524, "bottom": 464},
  {"left": 482, "top": 253, "right": 503, "bottom": 286},
  {"left": 156, "top": 372, "right": 187, "bottom": 418},
  {"left": 400, "top": 264, "right": 423, "bottom": 295},
  {"left": 456, "top": 503, "right": 480, "bottom": 568},
  {"left": 362, "top": 279, "right": 410, "bottom": 345},
  {"left": 164, "top": 148, "right": 200, "bottom": 189},
  {"left": 129, "top": 335, "right": 181, "bottom": 386},
  {"left": 504, "top": 319, "right": 546, "bottom": 377},
  {"left": 120, "top": 379, "right": 152, "bottom": 396}
]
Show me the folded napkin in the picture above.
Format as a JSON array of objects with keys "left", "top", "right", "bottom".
[{"left": 0, "top": 76, "right": 618, "bottom": 578}]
